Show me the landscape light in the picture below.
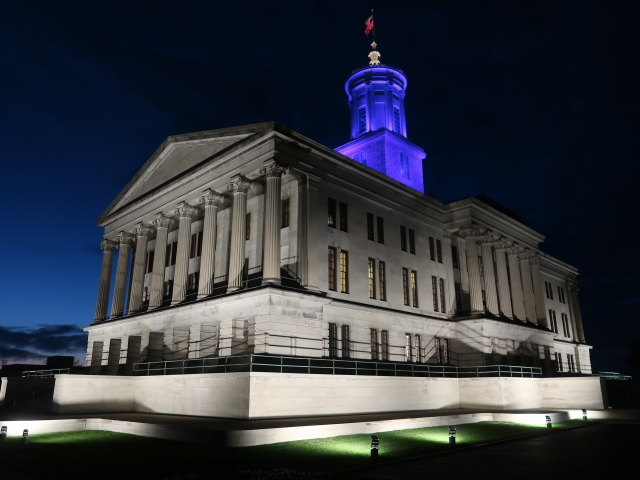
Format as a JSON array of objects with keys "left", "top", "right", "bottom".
[
  {"left": 582, "top": 409, "right": 588, "bottom": 420},
  {"left": 370, "top": 434, "right": 379, "bottom": 457},
  {"left": 21, "top": 429, "right": 29, "bottom": 444},
  {"left": 449, "top": 426, "right": 457, "bottom": 445},
  {"left": 0, "top": 426, "right": 7, "bottom": 440},
  {"left": 545, "top": 415, "right": 552, "bottom": 429}
]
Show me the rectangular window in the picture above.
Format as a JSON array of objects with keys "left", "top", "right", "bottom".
[
  {"left": 328, "top": 247, "right": 337, "bottom": 291},
  {"left": 367, "top": 213, "right": 375, "bottom": 240},
  {"left": 145, "top": 250, "right": 155, "bottom": 274},
  {"left": 409, "top": 229, "right": 416, "bottom": 254},
  {"left": 381, "top": 330, "right": 389, "bottom": 361},
  {"left": 187, "top": 272, "right": 198, "bottom": 293},
  {"left": 400, "top": 152, "right": 410, "bottom": 179},
  {"left": 190, "top": 231, "right": 203, "bottom": 259},
  {"left": 441, "top": 338, "right": 449, "bottom": 364},
  {"left": 328, "top": 198, "right": 336, "bottom": 227},
  {"left": 454, "top": 281, "right": 463, "bottom": 311},
  {"left": 439, "top": 277, "right": 446, "bottom": 314},
  {"left": 341, "top": 324, "right": 350, "bottom": 358},
  {"left": 378, "top": 261, "right": 387, "bottom": 301},
  {"left": 328, "top": 323, "right": 338, "bottom": 357},
  {"left": 549, "top": 309, "right": 558, "bottom": 333},
  {"left": 368, "top": 258, "right": 376, "bottom": 299},
  {"left": 339, "top": 250, "right": 349, "bottom": 293},
  {"left": 545, "top": 281, "right": 554, "bottom": 300},
  {"left": 339, "top": 202, "right": 348, "bottom": 232},
  {"left": 377, "top": 216, "right": 385, "bottom": 244},
  {"left": 245, "top": 213, "right": 251, "bottom": 240},
  {"left": 281, "top": 198, "right": 290, "bottom": 228},
  {"left": 435, "top": 337, "right": 441, "bottom": 364},
  {"left": 436, "top": 239, "right": 443, "bottom": 263},
  {"left": 163, "top": 280, "right": 173, "bottom": 299},
  {"left": 393, "top": 106, "right": 401, "bottom": 133},
  {"left": 410, "top": 270, "right": 419, "bottom": 307},
  {"left": 561, "top": 313, "right": 571, "bottom": 337},
  {"left": 452, "top": 245, "right": 460, "bottom": 269},
  {"left": 432, "top": 276, "right": 439, "bottom": 312},
  {"left": 429, "top": 236, "right": 435, "bottom": 261},
  {"left": 165, "top": 241, "right": 177, "bottom": 266},
  {"left": 400, "top": 226, "right": 407, "bottom": 251},
  {"left": 358, "top": 106, "right": 367, "bottom": 134},
  {"left": 402, "top": 268, "right": 410, "bottom": 306},
  {"left": 567, "top": 354, "right": 576, "bottom": 373},
  {"left": 405, "top": 333, "right": 413, "bottom": 362},
  {"left": 555, "top": 352, "right": 563, "bottom": 372},
  {"left": 415, "top": 334, "right": 422, "bottom": 363},
  {"left": 558, "top": 286, "right": 566, "bottom": 304},
  {"left": 370, "top": 329, "right": 379, "bottom": 360}
]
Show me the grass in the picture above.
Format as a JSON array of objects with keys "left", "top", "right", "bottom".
[{"left": 0, "top": 420, "right": 591, "bottom": 479}]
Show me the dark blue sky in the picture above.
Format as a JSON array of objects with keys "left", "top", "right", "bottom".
[{"left": 1, "top": 1, "right": 637, "bottom": 372}]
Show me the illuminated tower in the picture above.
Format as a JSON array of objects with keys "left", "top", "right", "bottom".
[{"left": 335, "top": 42, "right": 426, "bottom": 192}]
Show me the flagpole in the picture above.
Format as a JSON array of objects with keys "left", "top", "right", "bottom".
[{"left": 371, "top": 9, "right": 376, "bottom": 44}]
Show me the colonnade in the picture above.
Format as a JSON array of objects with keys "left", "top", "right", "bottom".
[{"left": 94, "top": 160, "right": 300, "bottom": 322}]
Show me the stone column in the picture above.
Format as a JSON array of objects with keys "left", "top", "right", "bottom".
[
  {"left": 567, "top": 277, "right": 586, "bottom": 342},
  {"left": 94, "top": 239, "right": 117, "bottom": 322},
  {"left": 520, "top": 253, "right": 537, "bottom": 323},
  {"left": 171, "top": 202, "right": 198, "bottom": 305},
  {"left": 461, "top": 228, "right": 484, "bottom": 313},
  {"left": 442, "top": 232, "right": 456, "bottom": 314},
  {"left": 198, "top": 189, "right": 225, "bottom": 298},
  {"left": 479, "top": 236, "right": 499, "bottom": 316},
  {"left": 261, "top": 161, "right": 285, "bottom": 285},
  {"left": 227, "top": 175, "right": 251, "bottom": 292},
  {"left": 507, "top": 247, "right": 526, "bottom": 322},
  {"left": 296, "top": 173, "right": 309, "bottom": 287},
  {"left": 149, "top": 214, "right": 171, "bottom": 309},
  {"left": 128, "top": 223, "right": 153, "bottom": 313},
  {"left": 494, "top": 241, "right": 513, "bottom": 318},
  {"left": 110, "top": 231, "right": 134, "bottom": 318},
  {"left": 530, "top": 256, "right": 548, "bottom": 326}
]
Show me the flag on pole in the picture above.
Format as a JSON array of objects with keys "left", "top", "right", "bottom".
[{"left": 364, "top": 15, "right": 374, "bottom": 35}]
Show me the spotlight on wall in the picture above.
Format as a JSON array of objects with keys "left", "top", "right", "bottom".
[
  {"left": 370, "top": 434, "right": 380, "bottom": 457},
  {"left": 545, "top": 415, "right": 552, "bottom": 429},
  {"left": 21, "top": 429, "right": 29, "bottom": 444},
  {"left": 449, "top": 426, "right": 457, "bottom": 445},
  {"left": 0, "top": 426, "right": 7, "bottom": 440},
  {"left": 582, "top": 409, "right": 588, "bottom": 420}
]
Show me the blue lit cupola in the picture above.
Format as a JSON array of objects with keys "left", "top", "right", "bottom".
[{"left": 335, "top": 42, "right": 426, "bottom": 192}]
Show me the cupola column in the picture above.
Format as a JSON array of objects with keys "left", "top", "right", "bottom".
[
  {"left": 198, "top": 189, "right": 225, "bottom": 298},
  {"left": 94, "top": 239, "right": 117, "bottom": 322},
  {"left": 171, "top": 202, "right": 198, "bottom": 305},
  {"left": 128, "top": 223, "right": 153, "bottom": 313},
  {"left": 149, "top": 214, "right": 171, "bottom": 309},
  {"left": 227, "top": 175, "right": 251, "bottom": 292},
  {"left": 110, "top": 231, "right": 135, "bottom": 318},
  {"left": 261, "top": 161, "right": 285, "bottom": 285}
]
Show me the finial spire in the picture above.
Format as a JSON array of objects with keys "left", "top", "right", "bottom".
[{"left": 368, "top": 42, "right": 381, "bottom": 66}]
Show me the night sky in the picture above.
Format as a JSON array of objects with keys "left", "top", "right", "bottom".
[{"left": 1, "top": 1, "right": 637, "bottom": 373}]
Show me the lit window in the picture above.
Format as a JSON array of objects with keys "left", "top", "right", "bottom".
[
  {"left": 405, "top": 333, "right": 413, "bottom": 362},
  {"left": 381, "top": 330, "right": 389, "bottom": 361},
  {"left": 415, "top": 334, "right": 422, "bottom": 362},
  {"left": 402, "top": 268, "right": 410, "bottom": 306},
  {"left": 339, "top": 250, "right": 349, "bottom": 293},
  {"left": 410, "top": 270, "right": 419, "bottom": 307},
  {"left": 368, "top": 258, "right": 376, "bottom": 299},
  {"left": 327, "top": 247, "right": 337, "bottom": 291},
  {"left": 378, "top": 261, "right": 387, "bottom": 301}
]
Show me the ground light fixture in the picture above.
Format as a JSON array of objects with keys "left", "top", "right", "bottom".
[
  {"left": 545, "top": 415, "right": 552, "bottom": 429},
  {"left": 21, "top": 429, "right": 29, "bottom": 444},
  {"left": 449, "top": 426, "right": 457, "bottom": 445},
  {"left": 0, "top": 426, "right": 6, "bottom": 440},
  {"left": 582, "top": 409, "right": 588, "bottom": 420},
  {"left": 370, "top": 434, "right": 380, "bottom": 457}
]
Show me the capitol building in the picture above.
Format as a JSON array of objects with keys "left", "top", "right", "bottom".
[{"left": 43, "top": 43, "right": 601, "bottom": 422}]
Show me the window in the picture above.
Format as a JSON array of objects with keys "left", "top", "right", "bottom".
[
  {"left": 370, "top": 329, "right": 379, "bottom": 360},
  {"left": 381, "top": 330, "right": 389, "bottom": 361},
  {"left": 400, "top": 152, "right": 410, "bottom": 179},
  {"left": 549, "top": 309, "right": 558, "bottom": 333},
  {"left": 339, "top": 202, "right": 348, "bottom": 231},
  {"left": 410, "top": 270, "right": 419, "bottom": 307},
  {"left": 567, "top": 354, "right": 576, "bottom": 373},
  {"left": 358, "top": 106, "right": 367, "bottom": 134},
  {"left": 454, "top": 281, "right": 463, "bottom": 311},
  {"left": 545, "top": 281, "right": 554, "bottom": 300},
  {"left": 393, "top": 106, "right": 401, "bottom": 133},
  {"left": 328, "top": 198, "right": 336, "bottom": 227},
  {"left": 415, "top": 334, "right": 422, "bottom": 362},
  {"left": 367, "top": 213, "right": 375, "bottom": 240},
  {"left": 281, "top": 198, "right": 290, "bottom": 228},
  {"left": 555, "top": 352, "right": 563, "bottom": 372},
  {"left": 142, "top": 286, "right": 149, "bottom": 303},
  {"left": 435, "top": 337, "right": 449, "bottom": 364},
  {"left": 245, "top": 213, "right": 251, "bottom": 240},
  {"left": 436, "top": 239, "right": 442, "bottom": 263},
  {"left": 439, "top": 277, "right": 446, "bottom": 314},
  {"left": 190, "top": 231, "right": 203, "bottom": 259},
  {"left": 165, "top": 241, "right": 177, "bottom": 266},
  {"left": 400, "top": 226, "right": 407, "bottom": 251},
  {"left": 402, "top": 268, "right": 410, "bottom": 306},
  {"left": 328, "top": 323, "right": 338, "bottom": 357},
  {"left": 187, "top": 272, "right": 198, "bottom": 293},
  {"left": 145, "top": 250, "right": 155, "bottom": 274},
  {"left": 163, "top": 280, "right": 173, "bottom": 299},
  {"left": 558, "top": 286, "right": 566, "bottom": 304},
  {"left": 368, "top": 258, "right": 376, "bottom": 299},
  {"left": 429, "top": 237, "right": 435, "bottom": 261},
  {"left": 432, "top": 276, "right": 439, "bottom": 312},
  {"left": 561, "top": 313, "right": 571, "bottom": 337},
  {"left": 405, "top": 333, "right": 413, "bottom": 362},
  {"left": 327, "top": 247, "right": 337, "bottom": 291},
  {"left": 341, "top": 324, "right": 350, "bottom": 358},
  {"left": 377, "top": 216, "right": 385, "bottom": 244},
  {"left": 452, "top": 245, "right": 460, "bottom": 269},
  {"left": 378, "top": 261, "right": 387, "bottom": 301},
  {"left": 409, "top": 229, "right": 415, "bottom": 254},
  {"left": 339, "top": 250, "right": 349, "bottom": 293}
]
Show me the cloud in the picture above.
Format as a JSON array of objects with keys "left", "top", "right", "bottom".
[{"left": 0, "top": 324, "right": 86, "bottom": 364}]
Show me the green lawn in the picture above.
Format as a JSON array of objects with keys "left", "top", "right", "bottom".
[{"left": 0, "top": 420, "right": 590, "bottom": 479}]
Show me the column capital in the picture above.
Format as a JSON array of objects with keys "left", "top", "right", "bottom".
[
  {"left": 477, "top": 233, "right": 500, "bottom": 245},
  {"left": 134, "top": 222, "right": 154, "bottom": 238},
  {"left": 100, "top": 239, "right": 117, "bottom": 252},
  {"left": 174, "top": 201, "right": 198, "bottom": 219},
  {"left": 518, "top": 249, "right": 536, "bottom": 261},
  {"left": 228, "top": 174, "right": 254, "bottom": 194},
  {"left": 260, "top": 160, "right": 286, "bottom": 178},
  {"left": 506, "top": 245, "right": 525, "bottom": 256},
  {"left": 458, "top": 226, "right": 486, "bottom": 239},
  {"left": 153, "top": 213, "right": 173, "bottom": 229},
  {"left": 116, "top": 231, "right": 135, "bottom": 247},
  {"left": 200, "top": 188, "right": 227, "bottom": 207},
  {"left": 493, "top": 239, "right": 513, "bottom": 250}
]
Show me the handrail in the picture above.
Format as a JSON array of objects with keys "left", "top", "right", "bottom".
[{"left": 21, "top": 368, "right": 70, "bottom": 378}]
